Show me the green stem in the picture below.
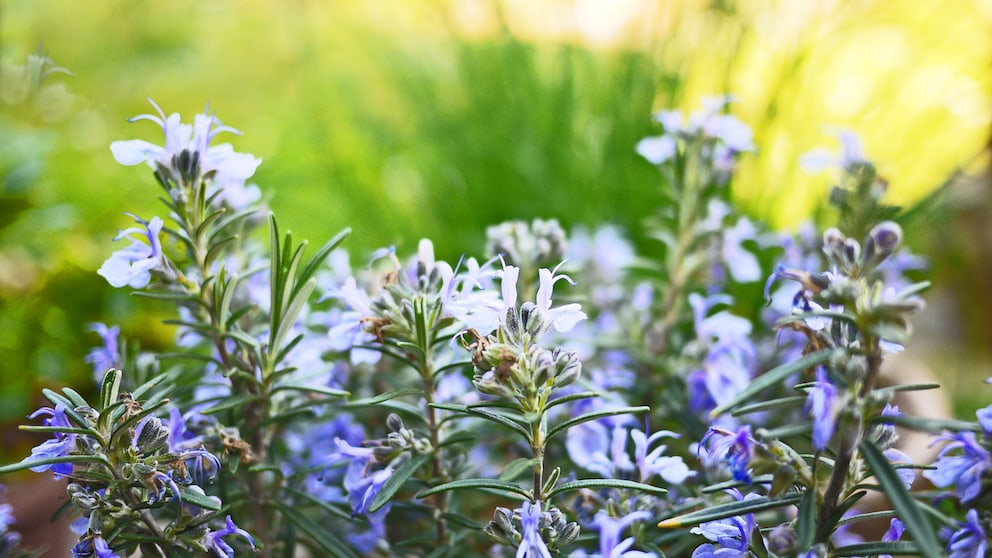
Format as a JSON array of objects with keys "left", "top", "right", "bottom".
[{"left": 815, "top": 337, "right": 882, "bottom": 543}]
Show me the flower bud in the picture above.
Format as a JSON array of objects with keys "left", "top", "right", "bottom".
[
  {"left": 529, "top": 347, "right": 557, "bottom": 386},
  {"left": 546, "top": 507, "right": 566, "bottom": 531},
  {"left": 862, "top": 221, "right": 902, "bottom": 270},
  {"left": 484, "top": 507, "right": 518, "bottom": 545},
  {"left": 386, "top": 413, "right": 405, "bottom": 433},
  {"left": 135, "top": 416, "right": 169, "bottom": 454},
  {"left": 552, "top": 349, "right": 582, "bottom": 388},
  {"left": 504, "top": 306, "right": 521, "bottom": 341},
  {"left": 558, "top": 522, "right": 580, "bottom": 546},
  {"left": 767, "top": 524, "right": 797, "bottom": 554},
  {"left": 520, "top": 302, "right": 551, "bottom": 340},
  {"left": 68, "top": 483, "right": 99, "bottom": 510},
  {"left": 473, "top": 371, "right": 515, "bottom": 398}
]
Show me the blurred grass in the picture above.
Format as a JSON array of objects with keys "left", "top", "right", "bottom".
[{"left": 1, "top": 0, "right": 991, "bottom": 427}]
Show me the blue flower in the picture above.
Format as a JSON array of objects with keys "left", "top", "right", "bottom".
[
  {"left": 878, "top": 518, "right": 905, "bottom": 558},
  {"left": 805, "top": 367, "right": 841, "bottom": 450},
  {"left": 924, "top": 431, "right": 991, "bottom": 503},
  {"left": 203, "top": 515, "right": 256, "bottom": 558},
  {"left": 84, "top": 323, "right": 120, "bottom": 380},
  {"left": 21, "top": 404, "right": 77, "bottom": 478},
  {"left": 977, "top": 404, "right": 992, "bottom": 435},
  {"left": 516, "top": 501, "right": 552, "bottom": 558},
  {"left": 700, "top": 426, "right": 755, "bottom": 483},
  {"left": 72, "top": 535, "right": 120, "bottom": 558},
  {"left": 946, "top": 509, "right": 987, "bottom": 558},
  {"left": 690, "top": 491, "right": 757, "bottom": 557},
  {"left": 324, "top": 438, "right": 394, "bottom": 552},
  {"left": 97, "top": 213, "right": 166, "bottom": 288},
  {"left": 590, "top": 510, "right": 656, "bottom": 558}
]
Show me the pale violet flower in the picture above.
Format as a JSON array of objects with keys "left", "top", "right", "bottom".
[
  {"left": 721, "top": 218, "right": 761, "bottom": 283},
  {"left": 85, "top": 322, "right": 120, "bottom": 380},
  {"left": 97, "top": 214, "right": 166, "bottom": 288},
  {"left": 800, "top": 129, "right": 866, "bottom": 173},
  {"left": 570, "top": 510, "right": 656, "bottom": 558},
  {"left": 631, "top": 429, "right": 694, "bottom": 484},
  {"left": 517, "top": 501, "right": 552, "bottom": 558},
  {"left": 110, "top": 99, "right": 261, "bottom": 186},
  {"left": 536, "top": 264, "right": 587, "bottom": 333},
  {"left": 805, "top": 367, "right": 842, "bottom": 450},
  {"left": 566, "top": 422, "right": 634, "bottom": 478},
  {"left": 636, "top": 135, "right": 676, "bottom": 165},
  {"left": 451, "top": 261, "right": 586, "bottom": 336}
]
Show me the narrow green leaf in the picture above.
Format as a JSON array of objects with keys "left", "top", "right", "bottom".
[
  {"left": 657, "top": 493, "right": 801, "bottom": 528},
  {"left": 711, "top": 350, "right": 834, "bottom": 417},
  {"left": 871, "top": 414, "right": 980, "bottom": 433},
  {"left": 342, "top": 388, "right": 424, "bottom": 408},
  {"left": 895, "top": 280, "right": 931, "bottom": 300},
  {"left": 442, "top": 513, "right": 484, "bottom": 530},
  {"left": 731, "top": 396, "right": 806, "bottom": 417},
  {"left": 282, "top": 486, "right": 356, "bottom": 522},
  {"left": 41, "top": 389, "right": 90, "bottom": 427},
  {"left": 218, "top": 273, "right": 240, "bottom": 332},
  {"left": 19, "top": 425, "right": 99, "bottom": 438},
  {"left": 499, "top": 458, "right": 540, "bottom": 482},
  {"left": 547, "top": 479, "right": 667, "bottom": 500},
  {"left": 546, "top": 406, "right": 649, "bottom": 440},
  {"left": 62, "top": 387, "right": 89, "bottom": 409},
  {"left": 796, "top": 489, "right": 816, "bottom": 552},
  {"left": 271, "top": 384, "right": 349, "bottom": 398},
  {"left": 466, "top": 399, "right": 519, "bottom": 410},
  {"left": 758, "top": 423, "right": 812, "bottom": 440},
  {"left": 836, "top": 510, "right": 895, "bottom": 526},
  {"left": 295, "top": 228, "right": 351, "bottom": 294},
  {"left": 224, "top": 328, "right": 261, "bottom": 350},
  {"left": 545, "top": 391, "right": 599, "bottom": 410},
  {"left": 700, "top": 475, "right": 774, "bottom": 493},
  {"left": 376, "top": 400, "right": 428, "bottom": 422},
  {"left": 273, "top": 502, "right": 359, "bottom": 558},
  {"left": 210, "top": 208, "right": 259, "bottom": 239},
  {"left": 464, "top": 407, "right": 531, "bottom": 440},
  {"left": 416, "top": 478, "right": 531, "bottom": 500},
  {"left": 131, "top": 290, "right": 202, "bottom": 304},
  {"left": 178, "top": 487, "right": 221, "bottom": 511},
  {"left": 0, "top": 454, "right": 109, "bottom": 475},
  {"left": 204, "top": 235, "right": 239, "bottom": 269},
  {"left": 880, "top": 383, "right": 940, "bottom": 392},
  {"left": 369, "top": 453, "right": 430, "bottom": 512},
  {"left": 200, "top": 394, "right": 261, "bottom": 415},
  {"left": 272, "top": 278, "right": 316, "bottom": 358},
  {"left": 269, "top": 214, "right": 282, "bottom": 329},
  {"left": 860, "top": 440, "right": 941, "bottom": 558},
  {"left": 99, "top": 369, "right": 123, "bottom": 411},
  {"left": 833, "top": 541, "right": 921, "bottom": 556}
]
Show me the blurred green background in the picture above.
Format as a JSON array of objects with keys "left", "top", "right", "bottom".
[{"left": 2, "top": 0, "right": 992, "bottom": 438}]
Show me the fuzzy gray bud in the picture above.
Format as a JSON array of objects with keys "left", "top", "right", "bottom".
[
  {"left": 136, "top": 417, "right": 169, "bottom": 454},
  {"left": 520, "top": 302, "right": 551, "bottom": 340},
  {"left": 558, "top": 522, "right": 580, "bottom": 546},
  {"left": 386, "top": 413, "right": 405, "bottom": 433},
  {"left": 552, "top": 349, "right": 582, "bottom": 388},
  {"left": 767, "top": 524, "right": 797, "bottom": 555},
  {"left": 862, "top": 221, "right": 903, "bottom": 271}
]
